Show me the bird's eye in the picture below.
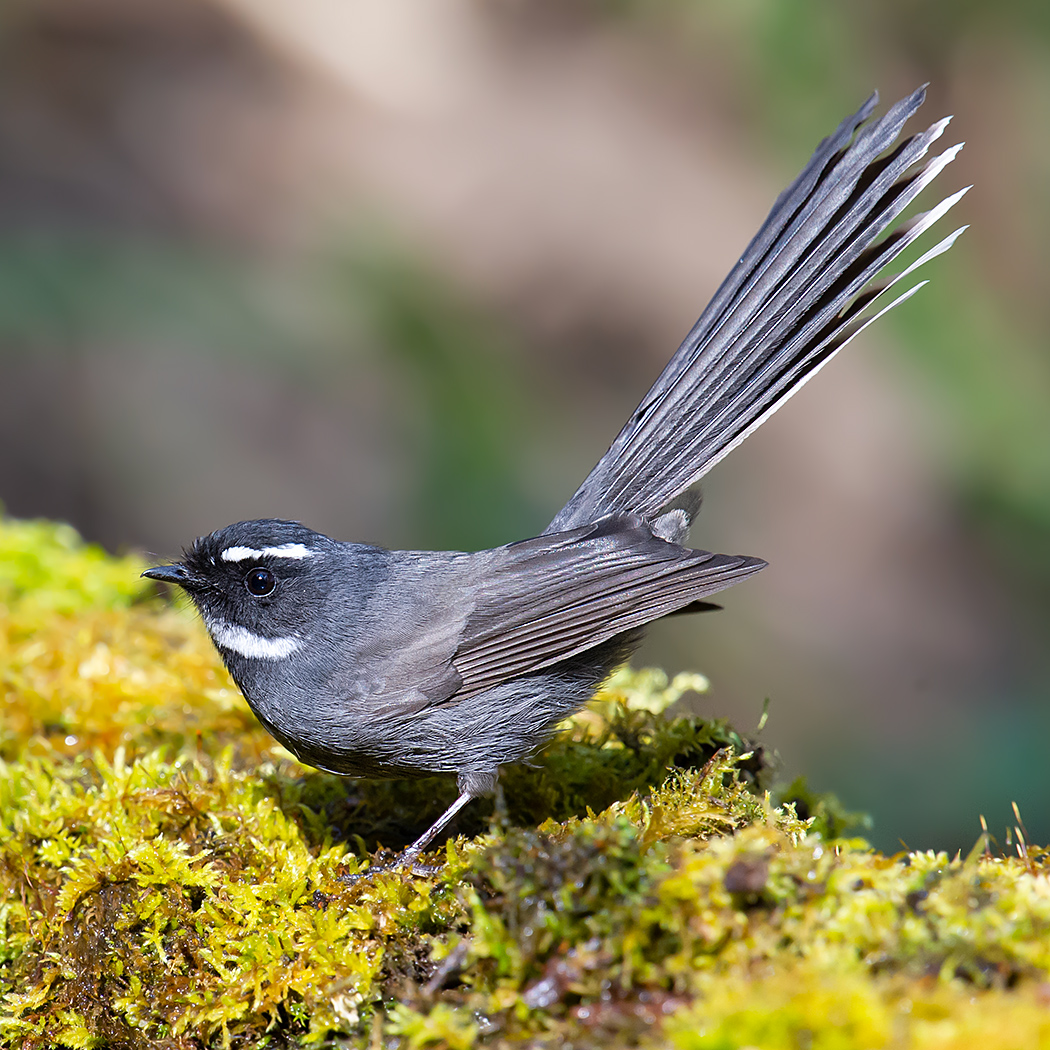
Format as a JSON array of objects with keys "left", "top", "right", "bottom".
[{"left": 244, "top": 567, "right": 277, "bottom": 597}]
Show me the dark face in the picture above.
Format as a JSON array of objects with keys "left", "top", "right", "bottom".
[{"left": 143, "top": 519, "right": 336, "bottom": 665}]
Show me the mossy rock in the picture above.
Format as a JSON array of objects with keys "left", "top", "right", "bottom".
[{"left": 1, "top": 513, "right": 1048, "bottom": 1049}]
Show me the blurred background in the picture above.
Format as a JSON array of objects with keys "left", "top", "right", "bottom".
[{"left": 1, "top": 0, "right": 1048, "bottom": 854}]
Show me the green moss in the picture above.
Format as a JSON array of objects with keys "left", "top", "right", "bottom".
[
  {"left": 0, "top": 516, "right": 148, "bottom": 616},
  {"left": 1, "top": 512, "right": 1049, "bottom": 1048}
]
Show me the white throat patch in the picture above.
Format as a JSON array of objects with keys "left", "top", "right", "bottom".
[
  {"left": 220, "top": 543, "right": 315, "bottom": 563},
  {"left": 206, "top": 618, "right": 301, "bottom": 660}
]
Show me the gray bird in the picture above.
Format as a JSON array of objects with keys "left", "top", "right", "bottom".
[{"left": 144, "top": 87, "right": 967, "bottom": 870}]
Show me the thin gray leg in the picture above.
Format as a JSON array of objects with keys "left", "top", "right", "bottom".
[
  {"left": 398, "top": 789, "right": 477, "bottom": 869},
  {"left": 341, "top": 789, "right": 478, "bottom": 884}
]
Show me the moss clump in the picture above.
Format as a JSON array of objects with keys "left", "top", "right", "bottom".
[{"left": 1, "top": 512, "right": 1049, "bottom": 1049}]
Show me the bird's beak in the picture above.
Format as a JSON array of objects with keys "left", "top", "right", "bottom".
[{"left": 142, "top": 563, "right": 195, "bottom": 589}]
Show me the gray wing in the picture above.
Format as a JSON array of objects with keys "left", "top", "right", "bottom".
[{"left": 449, "top": 515, "right": 764, "bottom": 701}]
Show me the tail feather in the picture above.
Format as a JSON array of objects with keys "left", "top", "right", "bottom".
[{"left": 548, "top": 87, "right": 965, "bottom": 533}]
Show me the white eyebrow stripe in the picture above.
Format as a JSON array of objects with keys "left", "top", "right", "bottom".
[
  {"left": 220, "top": 543, "right": 315, "bottom": 563},
  {"left": 207, "top": 620, "right": 301, "bottom": 660}
]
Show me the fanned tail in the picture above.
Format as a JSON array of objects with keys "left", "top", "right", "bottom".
[{"left": 548, "top": 86, "right": 967, "bottom": 534}]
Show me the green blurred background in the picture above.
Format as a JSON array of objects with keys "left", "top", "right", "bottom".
[{"left": 0, "top": 0, "right": 1047, "bottom": 854}]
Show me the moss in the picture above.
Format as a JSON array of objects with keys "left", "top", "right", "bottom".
[{"left": 1, "top": 511, "right": 1049, "bottom": 1049}]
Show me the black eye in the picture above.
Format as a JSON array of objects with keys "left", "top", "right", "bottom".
[{"left": 244, "top": 567, "right": 277, "bottom": 597}]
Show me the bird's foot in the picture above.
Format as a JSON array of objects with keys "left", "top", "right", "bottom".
[{"left": 337, "top": 847, "right": 439, "bottom": 885}]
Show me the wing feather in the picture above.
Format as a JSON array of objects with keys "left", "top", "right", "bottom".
[{"left": 450, "top": 516, "right": 764, "bottom": 700}]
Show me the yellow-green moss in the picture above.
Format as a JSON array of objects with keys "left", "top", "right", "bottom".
[{"left": 1, "top": 512, "right": 1048, "bottom": 1049}]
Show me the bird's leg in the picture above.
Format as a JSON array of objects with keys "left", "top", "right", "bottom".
[
  {"left": 342, "top": 771, "right": 497, "bottom": 883},
  {"left": 339, "top": 789, "right": 478, "bottom": 884},
  {"left": 396, "top": 789, "right": 477, "bottom": 872},
  {"left": 493, "top": 780, "right": 509, "bottom": 825},
  {"left": 396, "top": 770, "right": 498, "bottom": 869}
]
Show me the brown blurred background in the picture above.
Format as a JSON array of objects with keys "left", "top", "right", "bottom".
[{"left": 1, "top": 0, "right": 1047, "bottom": 853}]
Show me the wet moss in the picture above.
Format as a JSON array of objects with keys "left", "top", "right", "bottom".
[{"left": 1, "top": 512, "right": 1049, "bottom": 1049}]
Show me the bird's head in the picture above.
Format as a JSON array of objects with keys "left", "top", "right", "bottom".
[{"left": 143, "top": 519, "right": 337, "bottom": 663}]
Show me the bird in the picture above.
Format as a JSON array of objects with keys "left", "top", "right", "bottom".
[{"left": 143, "top": 87, "right": 967, "bottom": 871}]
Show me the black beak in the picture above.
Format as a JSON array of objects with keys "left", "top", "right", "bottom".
[{"left": 142, "top": 563, "right": 194, "bottom": 589}]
